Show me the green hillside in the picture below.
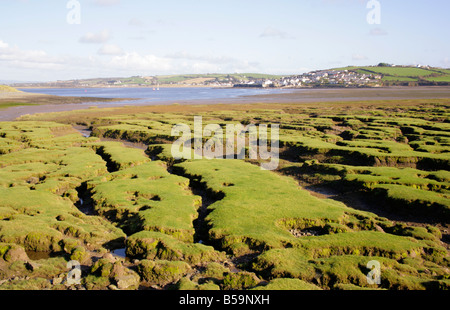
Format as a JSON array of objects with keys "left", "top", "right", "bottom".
[
  {"left": 25, "top": 74, "right": 286, "bottom": 88},
  {"left": 154, "top": 73, "right": 284, "bottom": 84},
  {"left": 332, "top": 65, "right": 450, "bottom": 85},
  {"left": 0, "top": 85, "right": 22, "bottom": 93}
]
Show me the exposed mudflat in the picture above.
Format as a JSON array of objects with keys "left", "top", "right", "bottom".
[
  {"left": 2, "top": 86, "right": 450, "bottom": 122},
  {"left": 0, "top": 90, "right": 130, "bottom": 121}
]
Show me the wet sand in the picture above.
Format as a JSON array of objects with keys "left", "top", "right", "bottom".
[
  {"left": 241, "top": 86, "right": 450, "bottom": 103},
  {"left": 0, "top": 91, "right": 132, "bottom": 121},
  {"left": 0, "top": 91, "right": 130, "bottom": 105},
  {"left": 1, "top": 86, "right": 449, "bottom": 122}
]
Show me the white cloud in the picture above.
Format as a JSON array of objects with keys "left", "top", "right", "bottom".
[
  {"left": 0, "top": 40, "right": 9, "bottom": 49},
  {"left": 128, "top": 18, "right": 145, "bottom": 27},
  {"left": 98, "top": 44, "right": 124, "bottom": 56},
  {"left": 442, "top": 57, "right": 450, "bottom": 67},
  {"left": 165, "top": 51, "right": 239, "bottom": 65},
  {"left": 0, "top": 39, "right": 261, "bottom": 80},
  {"left": 260, "top": 27, "right": 294, "bottom": 39},
  {"left": 79, "top": 30, "right": 110, "bottom": 44},
  {"left": 352, "top": 54, "right": 368, "bottom": 61},
  {"left": 0, "top": 39, "right": 64, "bottom": 70},
  {"left": 0, "top": 39, "right": 101, "bottom": 80},
  {"left": 108, "top": 52, "right": 172, "bottom": 72},
  {"left": 369, "top": 28, "right": 388, "bottom": 36},
  {"left": 165, "top": 51, "right": 261, "bottom": 73}
]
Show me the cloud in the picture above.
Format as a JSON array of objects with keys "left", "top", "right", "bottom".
[
  {"left": 442, "top": 57, "right": 450, "bottom": 67},
  {"left": 0, "top": 39, "right": 260, "bottom": 80},
  {"left": 0, "top": 40, "right": 9, "bottom": 49},
  {"left": 259, "top": 27, "right": 293, "bottom": 39},
  {"left": 0, "top": 39, "right": 104, "bottom": 79},
  {"left": 0, "top": 39, "right": 65, "bottom": 70},
  {"left": 164, "top": 51, "right": 261, "bottom": 73},
  {"left": 98, "top": 44, "right": 124, "bottom": 56},
  {"left": 165, "top": 51, "right": 239, "bottom": 65},
  {"left": 107, "top": 52, "right": 172, "bottom": 72},
  {"left": 369, "top": 28, "right": 388, "bottom": 36},
  {"left": 352, "top": 54, "right": 368, "bottom": 61},
  {"left": 79, "top": 30, "right": 110, "bottom": 44},
  {"left": 128, "top": 18, "right": 145, "bottom": 27}
]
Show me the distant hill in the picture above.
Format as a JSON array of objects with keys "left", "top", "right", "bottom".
[
  {"left": 10, "top": 65, "right": 450, "bottom": 89},
  {"left": 330, "top": 64, "right": 450, "bottom": 86},
  {"left": 12, "top": 73, "right": 285, "bottom": 88},
  {"left": 153, "top": 73, "right": 284, "bottom": 84}
]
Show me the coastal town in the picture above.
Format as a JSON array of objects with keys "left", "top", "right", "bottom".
[
  {"left": 11, "top": 69, "right": 382, "bottom": 89},
  {"left": 232, "top": 69, "right": 383, "bottom": 88},
  {"left": 10, "top": 64, "right": 449, "bottom": 89}
]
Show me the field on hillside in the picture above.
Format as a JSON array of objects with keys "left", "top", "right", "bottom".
[
  {"left": 153, "top": 73, "right": 284, "bottom": 86},
  {"left": 332, "top": 66, "right": 450, "bottom": 85},
  {"left": 0, "top": 99, "right": 449, "bottom": 290}
]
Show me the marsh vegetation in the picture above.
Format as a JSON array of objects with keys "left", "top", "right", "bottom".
[{"left": 0, "top": 98, "right": 449, "bottom": 290}]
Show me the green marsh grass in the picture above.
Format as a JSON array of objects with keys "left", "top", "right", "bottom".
[{"left": 1, "top": 99, "right": 449, "bottom": 290}]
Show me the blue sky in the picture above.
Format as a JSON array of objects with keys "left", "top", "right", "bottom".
[{"left": 0, "top": 0, "right": 449, "bottom": 81}]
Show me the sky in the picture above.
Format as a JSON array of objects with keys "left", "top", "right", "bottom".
[{"left": 0, "top": 0, "right": 449, "bottom": 81}]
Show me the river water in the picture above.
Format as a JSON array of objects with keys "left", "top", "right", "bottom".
[
  {"left": 19, "top": 87, "right": 294, "bottom": 105},
  {"left": 4, "top": 86, "right": 448, "bottom": 122}
]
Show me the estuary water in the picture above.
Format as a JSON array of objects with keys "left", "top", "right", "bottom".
[
  {"left": 18, "top": 87, "right": 293, "bottom": 105},
  {"left": 5, "top": 86, "right": 449, "bottom": 122}
]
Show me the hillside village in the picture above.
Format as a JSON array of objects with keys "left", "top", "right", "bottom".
[
  {"left": 10, "top": 70, "right": 381, "bottom": 89},
  {"left": 233, "top": 70, "right": 382, "bottom": 88},
  {"left": 11, "top": 65, "right": 450, "bottom": 89}
]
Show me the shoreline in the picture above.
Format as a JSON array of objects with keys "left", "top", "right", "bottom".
[
  {"left": 0, "top": 91, "right": 131, "bottom": 105},
  {"left": 15, "top": 84, "right": 236, "bottom": 90},
  {"left": 15, "top": 84, "right": 450, "bottom": 90},
  {"left": 1, "top": 86, "right": 449, "bottom": 122}
]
